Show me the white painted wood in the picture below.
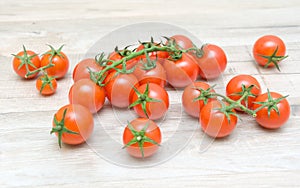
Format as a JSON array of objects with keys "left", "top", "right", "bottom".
[{"left": 1, "top": 0, "right": 300, "bottom": 187}]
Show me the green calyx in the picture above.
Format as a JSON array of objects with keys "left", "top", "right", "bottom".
[
  {"left": 39, "top": 74, "right": 56, "bottom": 93},
  {"left": 215, "top": 101, "right": 240, "bottom": 123},
  {"left": 50, "top": 109, "right": 79, "bottom": 148},
  {"left": 259, "top": 46, "right": 288, "bottom": 71},
  {"left": 123, "top": 121, "right": 160, "bottom": 158},
  {"left": 12, "top": 45, "right": 38, "bottom": 78},
  {"left": 129, "top": 83, "right": 162, "bottom": 118},
  {"left": 229, "top": 84, "right": 258, "bottom": 108},
  {"left": 254, "top": 89, "right": 288, "bottom": 117},
  {"left": 44, "top": 44, "right": 66, "bottom": 61},
  {"left": 193, "top": 85, "right": 216, "bottom": 105},
  {"left": 139, "top": 50, "right": 157, "bottom": 71}
]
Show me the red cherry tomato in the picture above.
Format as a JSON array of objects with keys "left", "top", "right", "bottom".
[
  {"left": 72, "top": 58, "right": 103, "bottom": 82},
  {"left": 169, "top": 34, "right": 194, "bottom": 50},
  {"left": 69, "top": 79, "right": 106, "bottom": 113},
  {"left": 136, "top": 43, "right": 169, "bottom": 60},
  {"left": 107, "top": 51, "right": 138, "bottom": 72},
  {"left": 123, "top": 118, "right": 161, "bottom": 158},
  {"left": 36, "top": 75, "right": 57, "bottom": 95},
  {"left": 200, "top": 100, "right": 237, "bottom": 138}
]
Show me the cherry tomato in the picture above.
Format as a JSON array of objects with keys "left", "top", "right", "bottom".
[
  {"left": 169, "top": 34, "right": 194, "bottom": 50},
  {"left": 182, "top": 81, "right": 215, "bottom": 118},
  {"left": 253, "top": 91, "right": 290, "bottom": 129},
  {"left": 123, "top": 118, "right": 161, "bottom": 158},
  {"left": 136, "top": 43, "right": 169, "bottom": 60},
  {"left": 72, "top": 58, "right": 103, "bottom": 82},
  {"left": 51, "top": 104, "right": 94, "bottom": 147},
  {"left": 69, "top": 79, "right": 105, "bottom": 114},
  {"left": 253, "top": 35, "right": 287, "bottom": 70},
  {"left": 200, "top": 100, "right": 237, "bottom": 138},
  {"left": 12, "top": 47, "right": 41, "bottom": 79},
  {"left": 107, "top": 51, "right": 138, "bottom": 72},
  {"left": 130, "top": 83, "right": 169, "bottom": 120},
  {"left": 40, "top": 45, "right": 69, "bottom": 79},
  {"left": 36, "top": 75, "right": 57, "bottom": 95},
  {"left": 196, "top": 44, "right": 227, "bottom": 80},
  {"left": 226, "top": 74, "right": 261, "bottom": 110},
  {"left": 104, "top": 72, "right": 139, "bottom": 108},
  {"left": 133, "top": 58, "right": 167, "bottom": 87},
  {"left": 164, "top": 53, "right": 198, "bottom": 88}
]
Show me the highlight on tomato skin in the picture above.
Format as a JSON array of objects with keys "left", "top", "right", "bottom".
[{"left": 72, "top": 58, "right": 103, "bottom": 82}]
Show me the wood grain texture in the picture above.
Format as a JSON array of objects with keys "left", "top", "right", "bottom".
[{"left": 1, "top": 0, "right": 300, "bottom": 187}]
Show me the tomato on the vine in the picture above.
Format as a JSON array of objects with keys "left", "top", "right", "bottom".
[
  {"left": 169, "top": 34, "right": 194, "bottom": 50},
  {"left": 36, "top": 75, "right": 57, "bottom": 95},
  {"left": 107, "top": 51, "right": 138, "bottom": 72},
  {"left": 12, "top": 46, "right": 41, "bottom": 79},
  {"left": 164, "top": 53, "right": 198, "bottom": 88},
  {"left": 104, "top": 72, "right": 139, "bottom": 108},
  {"left": 200, "top": 100, "right": 237, "bottom": 138},
  {"left": 123, "top": 118, "right": 161, "bottom": 158},
  {"left": 196, "top": 44, "right": 227, "bottom": 80},
  {"left": 69, "top": 79, "right": 105, "bottom": 114},
  {"left": 226, "top": 74, "right": 261, "bottom": 110},
  {"left": 253, "top": 35, "right": 287, "bottom": 70},
  {"left": 51, "top": 104, "right": 94, "bottom": 147},
  {"left": 72, "top": 58, "right": 103, "bottom": 82},
  {"left": 136, "top": 43, "right": 169, "bottom": 60},
  {"left": 253, "top": 91, "right": 290, "bottom": 129},
  {"left": 41, "top": 45, "right": 69, "bottom": 79},
  {"left": 130, "top": 83, "right": 169, "bottom": 120},
  {"left": 182, "top": 81, "right": 216, "bottom": 118}
]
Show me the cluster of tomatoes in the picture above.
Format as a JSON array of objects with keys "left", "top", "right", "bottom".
[{"left": 12, "top": 34, "right": 290, "bottom": 158}]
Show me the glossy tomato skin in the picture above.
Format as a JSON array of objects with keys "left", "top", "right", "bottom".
[
  {"left": 53, "top": 104, "right": 94, "bottom": 145},
  {"left": 182, "top": 82, "right": 215, "bottom": 118},
  {"left": 104, "top": 72, "right": 139, "bottom": 108},
  {"left": 196, "top": 44, "right": 227, "bottom": 80},
  {"left": 200, "top": 100, "right": 237, "bottom": 138},
  {"left": 12, "top": 50, "right": 41, "bottom": 79},
  {"left": 226, "top": 74, "right": 261, "bottom": 110},
  {"left": 169, "top": 35, "right": 194, "bottom": 50},
  {"left": 36, "top": 75, "right": 57, "bottom": 95},
  {"left": 133, "top": 59, "right": 167, "bottom": 87},
  {"left": 123, "top": 118, "right": 161, "bottom": 158},
  {"left": 72, "top": 58, "right": 103, "bottom": 82},
  {"left": 253, "top": 92, "right": 290, "bottom": 129},
  {"left": 41, "top": 51, "right": 69, "bottom": 79},
  {"left": 164, "top": 53, "right": 199, "bottom": 88},
  {"left": 69, "top": 79, "right": 105, "bottom": 114},
  {"left": 253, "top": 35, "right": 286, "bottom": 67},
  {"left": 136, "top": 43, "right": 169, "bottom": 60},
  {"left": 131, "top": 83, "right": 169, "bottom": 120},
  {"left": 107, "top": 51, "right": 138, "bottom": 72}
]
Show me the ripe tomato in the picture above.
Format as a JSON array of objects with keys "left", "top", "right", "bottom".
[
  {"left": 169, "top": 34, "right": 194, "bottom": 50},
  {"left": 133, "top": 58, "right": 167, "bottom": 87},
  {"left": 12, "top": 47, "right": 41, "bottom": 79},
  {"left": 182, "top": 81, "right": 215, "bottom": 118},
  {"left": 136, "top": 43, "right": 169, "bottom": 60},
  {"left": 123, "top": 118, "right": 161, "bottom": 158},
  {"left": 107, "top": 51, "right": 138, "bottom": 72},
  {"left": 253, "top": 35, "right": 287, "bottom": 70},
  {"left": 196, "top": 44, "right": 227, "bottom": 80},
  {"left": 72, "top": 58, "right": 103, "bottom": 82},
  {"left": 130, "top": 83, "right": 169, "bottom": 120},
  {"left": 51, "top": 104, "right": 94, "bottom": 147},
  {"left": 200, "top": 100, "right": 237, "bottom": 138},
  {"left": 164, "top": 53, "right": 198, "bottom": 88},
  {"left": 226, "top": 74, "right": 261, "bottom": 110},
  {"left": 253, "top": 91, "right": 290, "bottom": 129},
  {"left": 104, "top": 72, "right": 139, "bottom": 108},
  {"left": 69, "top": 79, "right": 105, "bottom": 114},
  {"left": 36, "top": 75, "right": 57, "bottom": 95},
  {"left": 41, "top": 45, "right": 69, "bottom": 79}
]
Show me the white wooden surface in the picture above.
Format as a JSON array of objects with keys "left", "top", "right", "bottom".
[{"left": 1, "top": 0, "right": 300, "bottom": 187}]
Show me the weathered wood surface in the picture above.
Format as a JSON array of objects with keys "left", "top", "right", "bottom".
[{"left": 1, "top": 0, "right": 300, "bottom": 187}]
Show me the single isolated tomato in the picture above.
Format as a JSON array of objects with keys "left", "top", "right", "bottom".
[
  {"left": 72, "top": 58, "right": 103, "bottom": 82},
  {"left": 12, "top": 46, "right": 41, "bottom": 79},
  {"left": 41, "top": 45, "right": 69, "bottom": 79},
  {"left": 130, "top": 83, "right": 169, "bottom": 120},
  {"left": 123, "top": 118, "right": 161, "bottom": 158},
  {"left": 104, "top": 72, "right": 139, "bottom": 108},
  {"left": 69, "top": 79, "right": 106, "bottom": 114},
  {"left": 196, "top": 44, "right": 227, "bottom": 80},
  {"left": 51, "top": 104, "right": 94, "bottom": 147},
  {"left": 226, "top": 74, "right": 261, "bottom": 110},
  {"left": 133, "top": 57, "right": 167, "bottom": 87},
  {"left": 253, "top": 35, "right": 287, "bottom": 70},
  {"left": 253, "top": 91, "right": 290, "bottom": 129},
  {"left": 164, "top": 53, "right": 199, "bottom": 88},
  {"left": 200, "top": 100, "right": 237, "bottom": 138},
  {"left": 36, "top": 74, "right": 57, "bottom": 95},
  {"left": 182, "top": 81, "right": 216, "bottom": 118}
]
